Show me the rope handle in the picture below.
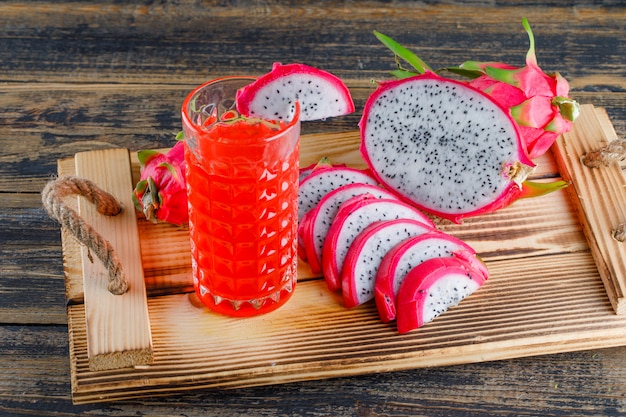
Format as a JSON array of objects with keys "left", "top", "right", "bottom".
[
  {"left": 582, "top": 138, "right": 626, "bottom": 242},
  {"left": 42, "top": 176, "right": 129, "bottom": 295}
]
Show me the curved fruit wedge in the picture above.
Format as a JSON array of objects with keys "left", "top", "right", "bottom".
[
  {"left": 236, "top": 62, "right": 355, "bottom": 122},
  {"left": 322, "top": 194, "right": 434, "bottom": 292},
  {"left": 301, "top": 183, "right": 399, "bottom": 274},
  {"left": 374, "top": 231, "right": 480, "bottom": 322},
  {"left": 396, "top": 256, "right": 488, "bottom": 334},
  {"left": 341, "top": 219, "right": 434, "bottom": 308},
  {"left": 297, "top": 166, "right": 377, "bottom": 222}
]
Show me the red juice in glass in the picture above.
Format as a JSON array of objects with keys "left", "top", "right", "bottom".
[{"left": 181, "top": 77, "right": 300, "bottom": 317}]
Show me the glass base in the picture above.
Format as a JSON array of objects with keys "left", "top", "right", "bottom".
[{"left": 195, "top": 276, "right": 296, "bottom": 317}]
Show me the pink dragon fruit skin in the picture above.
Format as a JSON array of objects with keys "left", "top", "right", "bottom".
[
  {"left": 359, "top": 71, "right": 568, "bottom": 224},
  {"left": 299, "top": 157, "right": 346, "bottom": 182},
  {"left": 236, "top": 62, "right": 355, "bottom": 122},
  {"left": 297, "top": 166, "right": 378, "bottom": 222},
  {"left": 374, "top": 231, "right": 480, "bottom": 323},
  {"left": 395, "top": 256, "right": 488, "bottom": 334},
  {"left": 132, "top": 140, "right": 188, "bottom": 226},
  {"left": 297, "top": 158, "right": 351, "bottom": 262},
  {"left": 463, "top": 18, "right": 580, "bottom": 159},
  {"left": 300, "top": 183, "right": 400, "bottom": 275},
  {"left": 340, "top": 218, "right": 434, "bottom": 309},
  {"left": 322, "top": 193, "right": 435, "bottom": 292},
  {"left": 297, "top": 166, "right": 378, "bottom": 267}
]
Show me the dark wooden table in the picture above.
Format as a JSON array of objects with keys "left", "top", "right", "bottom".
[{"left": 3, "top": 1, "right": 626, "bottom": 415}]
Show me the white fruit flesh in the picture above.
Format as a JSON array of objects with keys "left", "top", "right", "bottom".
[
  {"left": 422, "top": 273, "right": 481, "bottom": 323},
  {"left": 360, "top": 74, "right": 531, "bottom": 219},
  {"left": 342, "top": 220, "right": 432, "bottom": 307},
  {"left": 308, "top": 184, "right": 398, "bottom": 268},
  {"left": 298, "top": 168, "right": 377, "bottom": 221}
]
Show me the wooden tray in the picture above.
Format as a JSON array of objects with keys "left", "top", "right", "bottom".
[{"left": 59, "top": 104, "right": 626, "bottom": 404}]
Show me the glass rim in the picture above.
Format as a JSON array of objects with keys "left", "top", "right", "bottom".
[{"left": 181, "top": 76, "right": 301, "bottom": 142}]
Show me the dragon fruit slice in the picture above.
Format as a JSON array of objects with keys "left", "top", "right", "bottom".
[
  {"left": 359, "top": 71, "right": 568, "bottom": 223},
  {"left": 300, "top": 183, "right": 399, "bottom": 274},
  {"left": 396, "top": 256, "right": 488, "bottom": 334},
  {"left": 236, "top": 62, "right": 355, "bottom": 122},
  {"left": 322, "top": 194, "right": 435, "bottom": 291},
  {"left": 132, "top": 140, "right": 188, "bottom": 226},
  {"left": 297, "top": 166, "right": 378, "bottom": 222},
  {"left": 341, "top": 219, "right": 434, "bottom": 308},
  {"left": 374, "top": 231, "right": 482, "bottom": 323}
]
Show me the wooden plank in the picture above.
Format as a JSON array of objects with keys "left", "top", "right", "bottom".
[
  {"left": 553, "top": 104, "right": 626, "bottom": 314},
  {"left": 2, "top": 2, "right": 625, "bottom": 88},
  {"left": 74, "top": 149, "right": 153, "bottom": 371},
  {"left": 66, "top": 252, "right": 626, "bottom": 404}
]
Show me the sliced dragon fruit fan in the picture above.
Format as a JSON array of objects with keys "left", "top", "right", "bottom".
[
  {"left": 236, "top": 62, "right": 355, "bottom": 122},
  {"left": 360, "top": 72, "right": 563, "bottom": 223}
]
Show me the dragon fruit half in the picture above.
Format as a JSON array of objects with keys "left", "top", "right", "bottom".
[
  {"left": 359, "top": 71, "right": 568, "bottom": 223},
  {"left": 236, "top": 62, "right": 355, "bottom": 122},
  {"left": 132, "top": 140, "right": 188, "bottom": 226},
  {"left": 374, "top": 18, "right": 580, "bottom": 160}
]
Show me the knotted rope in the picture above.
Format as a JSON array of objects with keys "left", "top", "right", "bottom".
[
  {"left": 42, "top": 176, "right": 129, "bottom": 294},
  {"left": 582, "top": 138, "right": 626, "bottom": 242}
]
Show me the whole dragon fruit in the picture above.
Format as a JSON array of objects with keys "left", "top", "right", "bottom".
[
  {"left": 359, "top": 71, "right": 568, "bottom": 223},
  {"left": 373, "top": 18, "right": 580, "bottom": 160},
  {"left": 132, "top": 140, "right": 188, "bottom": 226},
  {"left": 459, "top": 18, "right": 580, "bottom": 159}
]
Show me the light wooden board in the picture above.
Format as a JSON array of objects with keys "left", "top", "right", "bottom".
[
  {"left": 60, "top": 105, "right": 626, "bottom": 404},
  {"left": 74, "top": 149, "right": 153, "bottom": 371},
  {"left": 554, "top": 108, "right": 626, "bottom": 314}
]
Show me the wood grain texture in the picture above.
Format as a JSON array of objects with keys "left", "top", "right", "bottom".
[
  {"left": 74, "top": 149, "right": 153, "bottom": 371},
  {"left": 66, "top": 251, "right": 626, "bottom": 404},
  {"left": 554, "top": 105, "right": 626, "bottom": 314},
  {"left": 4, "top": 1, "right": 626, "bottom": 415},
  {"left": 3, "top": 324, "right": 626, "bottom": 416}
]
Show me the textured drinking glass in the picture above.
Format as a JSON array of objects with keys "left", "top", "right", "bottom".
[{"left": 181, "top": 77, "right": 300, "bottom": 317}]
